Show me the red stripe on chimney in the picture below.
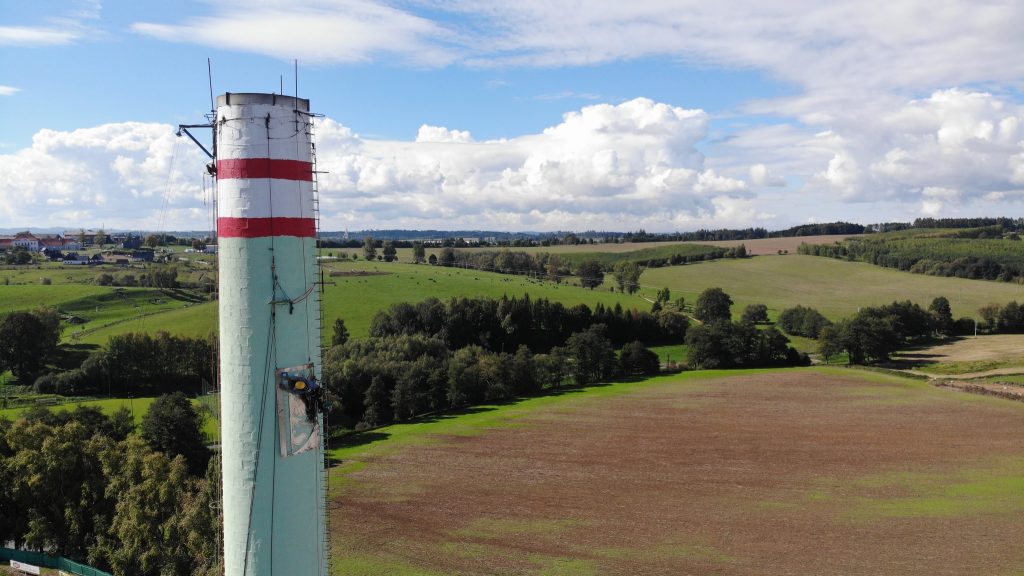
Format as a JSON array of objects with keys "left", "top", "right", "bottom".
[
  {"left": 218, "top": 217, "right": 317, "bottom": 238},
  {"left": 217, "top": 158, "right": 313, "bottom": 181}
]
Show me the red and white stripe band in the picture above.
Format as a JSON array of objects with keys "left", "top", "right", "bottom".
[
  {"left": 218, "top": 217, "right": 317, "bottom": 238},
  {"left": 217, "top": 158, "right": 313, "bottom": 181}
]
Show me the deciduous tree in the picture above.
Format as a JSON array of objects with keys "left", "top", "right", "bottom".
[
  {"left": 741, "top": 303, "right": 769, "bottom": 325},
  {"left": 694, "top": 287, "right": 733, "bottom": 324},
  {"left": 140, "top": 392, "right": 209, "bottom": 474},
  {"left": 382, "top": 240, "right": 397, "bottom": 262},
  {"left": 611, "top": 261, "right": 642, "bottom": 294},
  {"left": 619, "top": 341, "right": 660, "bottom": 375},
  {"left": 575, "top": 260, "right": 604, "bottom": 290},
  {"left": 0, "top": 311, "right": 57, "bottom": 382},
  {"left": 363, "top": 236, "right": 377, "bottom": 261},
  {"left": 929, "top": 296, "right": 953, "bottom": 334}
]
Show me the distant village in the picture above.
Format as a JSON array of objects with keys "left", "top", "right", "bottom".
[{"left": 0, "top": 230, "right": 216, "bottom": 266}]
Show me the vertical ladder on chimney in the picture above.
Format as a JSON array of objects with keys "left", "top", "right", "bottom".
[{"left": 304, "top": 109, "right": 331, "bottom": 573}]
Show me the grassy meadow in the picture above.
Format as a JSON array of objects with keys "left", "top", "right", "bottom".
[
  {"left": 7, "top": 249, "right": 1024, "bottom": 358},
  {"left": 319, "top": 259, "right": 645, "bottom": 339},
  {"left": 637, "top": 254, "right": 1024, "bottom": 322},
  {"left": 0, "top": 394, "right": 220, "bottom": 440}
]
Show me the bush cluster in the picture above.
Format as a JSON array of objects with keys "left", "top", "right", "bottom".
[{"left": 34, "top": 332, "right": 214, "bottom": 396}]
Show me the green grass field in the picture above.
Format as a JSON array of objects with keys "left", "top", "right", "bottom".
[
  {"left": 321, "top": 260, "right": 647, "bottom": 339},
  {"left": 74, "top": 300, "right": 218, "bottom": 346},
  {"left": 0, "top": 394, "right": 220, "bottom": 440},
  {"left": 0, "top": 395, "right": 157, "bottom": 425},
  {"left": 0, "top": 262, "right": 214, "bottom": 345},
  {"left": 9, "top": 250, "right": 1024, "bottom": 373},
  {"left": 638, "top": 254, "right": 1024, "bottom": 322}
]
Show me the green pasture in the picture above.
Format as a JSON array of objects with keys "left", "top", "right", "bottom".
[
  {"left": 0, "top": 394, "right": 220, "bottom": 440},
  {"left": 0, "top": 263, "right": 101, "bottom": 286},
  {"left": 74, "top": 300, "right": 218, "bottom": 346},
  {"left": 0, "top": 261, "right": 214, "bottom": 346},
  {"left": 370, "top": 240, "right": 702, "bottom": 261},
  {"left": 12, "top": 249, "right": 1024, "bottom": 376},
  {"left": 0, "top": 284, "right": 109, "bottom": 315},
  {"left": 378, "top": 241, "right": 722, "bottom": 268},
  {"left": 647, "top": 343, "right": 688, "bottom": 366},
  {"left": 320, "top": 259, "right": 647, "bottom": 339},
  {"left": 638, "top": 254, "right": 1024, "bottom": 322},
  {"left": 0, "top": 395, "right": 157, "bottom": 426},
  {"left": 4, "top": 257, "right": 656, "bottom": 349}
]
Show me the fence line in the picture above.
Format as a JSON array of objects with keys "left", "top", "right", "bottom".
[{"left": 0, "top": 547, "right": 112, "bottom": 576}]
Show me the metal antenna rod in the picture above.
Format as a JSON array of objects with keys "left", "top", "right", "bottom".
[{"left": 207, "top": 58, "right": 215, "bottom": 115}]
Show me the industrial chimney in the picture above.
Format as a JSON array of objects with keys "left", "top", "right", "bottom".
[{"left": 215, "top": 92, "right": 326, "bottom": 576}]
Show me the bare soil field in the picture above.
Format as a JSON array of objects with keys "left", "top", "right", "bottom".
[
  {"left": 332, "top": 368, "right": 1024, "bottom": 575},
  {"left": 910, "top": 334, "right": 1024, "bottom": 364},
  {"left": 888, "top": 334, "right": 1024, "bottom": 376}
]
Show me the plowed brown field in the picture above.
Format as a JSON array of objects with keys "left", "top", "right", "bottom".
[{"left": 332, "top": 369, "right": 1024, "bottom": 575}]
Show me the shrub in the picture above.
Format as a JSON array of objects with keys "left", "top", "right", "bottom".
[{"left": 740, "top": 303, "right": 769, "bottom": 324}]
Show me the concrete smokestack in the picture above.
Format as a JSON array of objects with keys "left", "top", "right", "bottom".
[{"left": 215, "top": 92, "right": 326, "bottom": 576}]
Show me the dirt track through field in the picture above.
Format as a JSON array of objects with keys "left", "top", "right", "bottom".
[{"left": 333, "top": 370, "right": 1024, "bottom": 575}]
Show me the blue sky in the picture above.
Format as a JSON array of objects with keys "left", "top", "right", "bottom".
[{"left": 2, "top": 0, "right": 1024, "bottom": 232}]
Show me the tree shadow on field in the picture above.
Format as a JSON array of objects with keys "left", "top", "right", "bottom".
[
  {"left": 409, "top": 404, "right": 497, "bottom": 424},
  {"left": 882, "top": 337, "right": 968, "bottom": 370},
  {"left": 332, "top": 431, "right": 391, "bottom": 450},
  {"left": 881, "top": 352, "right": 942, "bottom": 370},
  {"left": 164, "top": 288, "right": 207, "bottom": 303}
]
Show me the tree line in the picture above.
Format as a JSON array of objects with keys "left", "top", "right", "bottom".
[
  {"left": 324, "top": 325, "right": 660, "bottom": 429},
  {"left": 619, "top": 221, "right": 869, "bottom": 243},
  {"left": 33, "top": 332, "right": 214, "bottom": 397},
  {"left": 0, "top": 394, "right": 219, "bottom": 576},
  {"left": 912, "top": 217, "right": 1024, "bottom": 230},
  {"left": 367, "top": 295, "right": 689, "bottom": 353},
  {"left": 977, "top": 300, "right": 1024, "bottom": 333}
]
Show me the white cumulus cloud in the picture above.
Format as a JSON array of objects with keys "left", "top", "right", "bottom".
[
  {"left": 812, "top": 89, "right": 1024, "bottom": 207},
  {"left": 0, "top": 122, "right": 208, "bottom": 228},
  {"left": 0, "top": 98, "right": 765, "bottom": 231}
]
